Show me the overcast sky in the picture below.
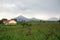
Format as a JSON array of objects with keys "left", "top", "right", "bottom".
[{"left": 0, "top": 0, "right": 60, "bottom": 20}]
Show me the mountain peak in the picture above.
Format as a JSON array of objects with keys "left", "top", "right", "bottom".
[{"left": 15, "top": 15, "right": 28, "bottom": 21}]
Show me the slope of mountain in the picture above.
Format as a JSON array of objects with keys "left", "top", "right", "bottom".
[{"left": 15, "top": 15, "right": 28, "bottom": 21}]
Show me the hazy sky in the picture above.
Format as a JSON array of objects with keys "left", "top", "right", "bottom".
[{"left": 0, "top": 0, "right": 60, "bottom": 20}]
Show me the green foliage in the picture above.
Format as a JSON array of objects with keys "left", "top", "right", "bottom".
[
  {"left": 0, "top": 18, "right": 7, "bottom": 24},
  {"left": 0, "top": 20, "right": 3, "bottom": 24},
  {"left": 0, "top": 21, "right": 60, "bottom": 40},
  {"left": 11, "top": 19, "right": 17, "bottom": 21},
  {"left": 1, "top": 18, "right": 7, "bottom": 21}
]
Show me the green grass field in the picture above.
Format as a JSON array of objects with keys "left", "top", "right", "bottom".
[{"left": 0, "top": 21, "right": 60, "bottom": 40}]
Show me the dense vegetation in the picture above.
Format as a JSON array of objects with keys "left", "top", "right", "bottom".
[{"left": 0, "top": 21, "right": 60, "bottom": 40}]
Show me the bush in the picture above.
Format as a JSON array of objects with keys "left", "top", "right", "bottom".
[{"left": 0, "top": 20, "right": 3, "bottom": 24}]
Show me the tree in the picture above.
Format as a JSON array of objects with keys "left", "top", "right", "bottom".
[
  {"left": 2, "top": 18, "right": 7, "bottom": 21},
  {"left": 11, "top": 19, "right": 17, "bottom": 21},
  {"left": 1, "top": 18, "right": 7, "bottom": 24},
  {"left": 0, "top": 20, "right": 3, "bottom": 24}
]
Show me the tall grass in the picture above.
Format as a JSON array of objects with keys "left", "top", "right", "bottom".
[{"left": 0, "top": 21, "right": 60, "bottom": 40}]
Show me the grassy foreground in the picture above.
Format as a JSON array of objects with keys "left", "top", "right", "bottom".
[{"left": 0, "top": 21, "right": 60, "bottom": 40}]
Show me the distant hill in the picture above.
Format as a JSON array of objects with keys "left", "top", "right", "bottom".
[
  {"left": 48, "top": 17, "right": 58, "bottom": 21},
  {"left": 29, "top": 18, "right": 40, "bottom": 21},
  {"left": 15, "top": 15, "right": 40, "bottom": 21}
]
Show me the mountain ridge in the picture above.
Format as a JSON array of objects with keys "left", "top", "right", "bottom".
[{"left": 14, "top": 15, "right": 40, "bottom": 21}]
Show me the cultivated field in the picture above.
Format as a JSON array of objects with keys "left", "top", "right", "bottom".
[{"left": 0, "top": 21, "right": 60, "bottom": 40}]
